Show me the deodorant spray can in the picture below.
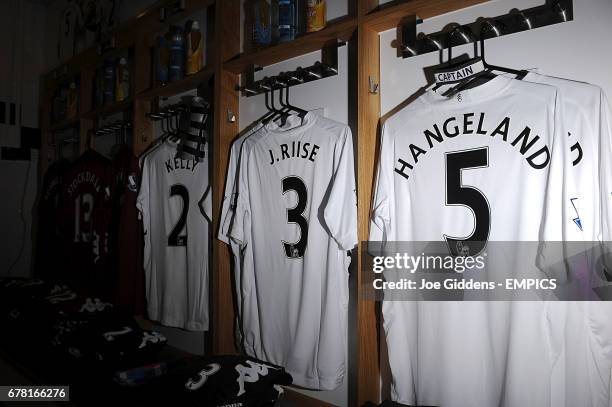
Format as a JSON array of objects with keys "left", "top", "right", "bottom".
[
  {"left": 306, "top": 0, "right": 326, "bottom": 32},
  {"left": 169, "top": 26, "right": 186, "bottom": 82}
]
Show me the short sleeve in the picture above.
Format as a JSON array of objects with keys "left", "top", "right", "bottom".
[
  {"left": 542, "top": 89, "right": 567, "bottom": 241},
  {"left": 198, "top": 145, "right": 213, "bottom": 223},
  {"left": 369, "top": 122, "right": 393, "bottom": 243},
  {"left": 102, "top": 160, "right": 114, "bottom": 205},
  {"left": 229, "top": 142, "right": 252, "bottom": 247},
  {"left": 200, "top": 186, "right": 213, "bottom": 223},
  {"left": 136, "top": 156, "right": 152, "bottom": 273},
  {"left": 135, "top": 156, "right": 149, "bottom": 219},
  {"left": 323, "top": 128, "right": 357, "bottom": 251},
  {"left": 598, "top": 89, "right": 612, "bottom": 243},
  {"left": 537, "top": 90, "right": 570, "bottom": 283},
  {"left": 594, "top": 89, "right": 612, "bottom": 283},
  {"left": 218, "top": 140, "right": 242, "bottom": 244}
]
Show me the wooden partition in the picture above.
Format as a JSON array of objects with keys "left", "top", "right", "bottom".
[{"left": 212, "top": 0, "right": 241, "bottom": 356}]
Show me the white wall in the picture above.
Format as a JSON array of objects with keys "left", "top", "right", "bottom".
[
  {"left": 380, "top": 0, "right": 612, "bottom": 116},
  {"left": 0, "top": 0, "right": 46, "bottom": 144},
  {"left": 0, "top": 0, "right": 46, "bottom": 277},
  {"left": 43, "top": 0, "right": 159, "bottom": 70},
  {"left": 0, "top": 153, "right": 38, "bottom": 278},
  {"left": 377, "top": 0, "right": 612, "bottom": 401}
]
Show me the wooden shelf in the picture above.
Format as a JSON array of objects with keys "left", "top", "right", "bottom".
[
  {"left": 363, "top": 0, "right": 488, "bottom": 32},
  {"left": 48, "top": 117, "right": 81, "bottom": 132},
  {"left": 133, "top": 0, "right": 216, "bottom": 43},
  {"left": 119, "top": 0, "right": 215, "bottom": 31},
  {"left": 221, "top": 0, "right": 488, "bottom": 75},
  {"left": 136, "top": 65, "right": 214, "bottom": 100},
  {"left": 83, "top": 99, "right": 133, "bottom": 120},
  {"left": 223, "top": 16, "right": 358, "bottom": 74}
]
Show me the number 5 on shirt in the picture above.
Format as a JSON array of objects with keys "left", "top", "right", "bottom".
[{"left": 444, "top": 147, "right": 491, "bottom": 256}]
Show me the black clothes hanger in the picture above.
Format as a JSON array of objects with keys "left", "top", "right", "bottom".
[
  {"left": 431, "top": 27, "right": 480, "bottom": 93},
  {"left": 478, "top": 20, "right": 528, "bottom": 79},
  {"left": 159, "top": 112, "right": 172, "bottom": 140},
  {"left": 259, "top": 73, "right": 308, "bottom": 129},
  {"left": 149, "top": 103, "right": 207, "bottom": 140},
  {"left": 268, "top": 78, "right": 291, "bottom": 126},
  {"left": 271, "top": 78, "right": 291, "bottom": 126},
  {"left": 435, "top": 21, "right": 528, "bottom": 98},
  {"left": 278, "top": 73, "right": 308, "bottom": 120},
  {"left": 430, "top": 25, "right": 495, "bottom": 92},
  {"left": 260, "top": 80, "right": 274, "bottom": 125},
  {"left": 434, "top": 26, "right": 477, "bottom": 73},
  {"left": 107, "top": 122, "right": 130, "bottom": 158},
  {"left": 261, "top": 78, "right": 287, "bottom": 126},
  {"left": 141, "top": 108, "right": 180, "bottom": 160},
  {"left": 176, "top": 101, "right": 207, "bottom": 161},
  {"left": 167, "top": 108, "right": 178, "bottom": 134},
  {"left": 275, "top": 77, "right": 289, "bottom": 113},
  {"left": 256, "top": 80, "right": 282, "bottom": 125},
  {"left": 257, "top": 98, "right": 276, "bottom": 124}
]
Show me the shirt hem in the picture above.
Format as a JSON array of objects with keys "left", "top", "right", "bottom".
[{"left": 148, "top": 308, "right": 208, "bottom": 331}]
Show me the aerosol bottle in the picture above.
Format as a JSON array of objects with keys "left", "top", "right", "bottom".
[
  {"left": 278, "top": 0, "right": 297, "bottom": 42},
  {"left": 103, "top": 58, "right": 115, "bottom": 105},
  {"left": 169, "top": 26, "right": 186, "bottom": 82},
  {"left": 186, "top": 20, "right": 204, "bottom": 75},
  {"left": 306, "top": 0, "right": 326, "bottom": 32},
  {"left": 115, "top": 57, "right": 129, "bottom": 102},
  {"left": 252, "top": 0, "right": 275, "bottom": 47},
  {"left": 154, "top": 35, "right": 170, "bottom": 85}
]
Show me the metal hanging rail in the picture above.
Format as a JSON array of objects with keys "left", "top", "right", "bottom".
[
  {"left": 144, "top": 98, "right": 210, "bottom": 161},
  {"left": 236, "top": 40, "right": 345, "bottom": 97},
  {"left": 93, "top": 120, "right": 132, "bottom": 137},
  {"left": 145, "top": 100, "right": 209, "bottom": 124},
  {"left": 398, "top": 0, "right": 573, "bottom": 58}
]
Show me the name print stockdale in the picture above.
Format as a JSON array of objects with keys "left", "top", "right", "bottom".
[{"left": 268, "top": 141, "right": 320, "bottom": 165}]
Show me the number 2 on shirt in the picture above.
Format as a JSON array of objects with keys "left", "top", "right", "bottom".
[{"left": 168, "top": 184, "right": 189, "bottom": 246}]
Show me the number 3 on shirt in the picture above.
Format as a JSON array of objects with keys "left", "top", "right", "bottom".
[
  {"left": 282, "top": 176, "right": 308, "bottom": 259},
  {"left": 168, "top": 184, "right": 189, "bottom": 246},
  {"left": 444, "top": 147, "right": 490, "bottom": 256}
]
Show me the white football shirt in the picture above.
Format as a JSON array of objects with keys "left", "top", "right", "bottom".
[
  {"left": 230, "top": 113, "right": 357, "bottom": 390},
  {"left": 518, "top": 72, "right": 612, "bottom": 407},
  {"left": 137, "top": 140, "right": 211, "bottom": 331},
  {"left": 218, "top": 122, "right": 262, "bottom": 346},
  {"left": 370, "top": 75, "right": 566, "bottom": 406},
  {"left": 519, "top": 72, "right": 612, "bottom": 243},
  {"left": 219, "top": 122, "right": 263, "bottom": 244}
]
